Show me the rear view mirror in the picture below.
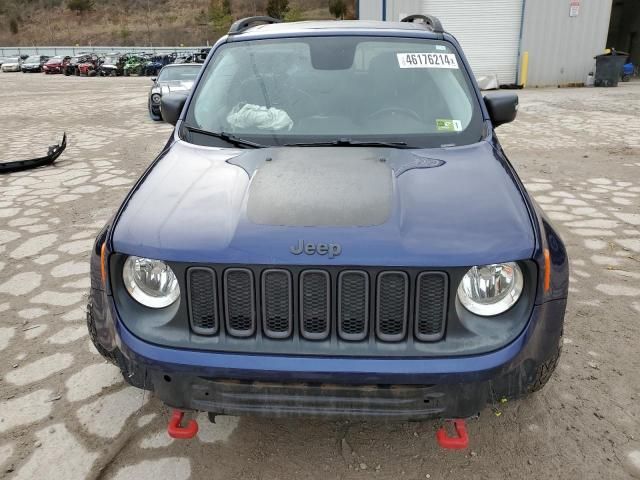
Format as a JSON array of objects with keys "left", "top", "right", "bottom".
[
  {"left": 161, "top": 93, "right": 188, "bottom": 126},
  {"left": 484, "top": 93, "right": 518, "bottom": 127}
]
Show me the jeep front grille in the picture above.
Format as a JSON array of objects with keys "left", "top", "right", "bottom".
[{"left": 187, "top": 266, "right": 448, "bottom": 343}]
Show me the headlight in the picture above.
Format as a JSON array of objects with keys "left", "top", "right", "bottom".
[
  {"left": 123, "top": 256, "right": 180, "bottom": 308},
  {"left": 151, "top": 93, "right": 161, "bottom": 104},
  {"left": 457, "top": 262, "right": 523, "bottom": 316}
]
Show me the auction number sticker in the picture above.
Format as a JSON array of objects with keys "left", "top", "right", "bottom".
[{"left": 397, "top": 53, "right": 459, "bottom": 69}]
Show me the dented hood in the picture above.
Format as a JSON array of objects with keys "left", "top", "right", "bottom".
[{"left": 112, "top": 140, "right": 535, "bottom": 267}]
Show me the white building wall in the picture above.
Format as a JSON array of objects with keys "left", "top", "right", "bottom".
[
  {"left": 359, "top": 0, "right": 614, "bottom": 87},
  {"left": 521, "top": 0, "right": 613, "bottom": 87},
  {"left": 358, "top": 0, "right": 384, "bottom": 20}
]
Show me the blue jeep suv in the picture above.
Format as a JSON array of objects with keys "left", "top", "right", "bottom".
[{"left": 87, "top": 15, "right": 568, "bottom": 424}]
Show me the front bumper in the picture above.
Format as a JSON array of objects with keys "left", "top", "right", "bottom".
[{"left": 107, "top": 297, "right": 565, "bottom": 419}]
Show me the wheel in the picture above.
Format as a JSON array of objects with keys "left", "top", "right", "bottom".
[
  {"left": 148, "top": 99, "right": 162, "bottom": 121},
  {"left": 528, "top": 338, "right": 562, "bottom": 393},
  {"left": 86, "top": 300, "right": 116, "bottom": 364},
  {"left": 622, "top": 74, "right": 631, "bottom": 82}
]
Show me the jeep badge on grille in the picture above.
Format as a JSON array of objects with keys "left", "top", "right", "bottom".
[{"left": 290, "top": 240, "right": 342, "bottom": 259}]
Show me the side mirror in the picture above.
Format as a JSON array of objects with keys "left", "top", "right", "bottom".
[
  {"left": 160, "top": 92, "right": 188, "bottom": 126},
  {"left": 150, "top": 77, "right": 157, "bottom": 82},
  {"left": 484, "top": 93, "right": 518, "bottom": 127}
]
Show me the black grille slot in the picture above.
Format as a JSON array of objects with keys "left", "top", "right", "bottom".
[
  {"left": 300, "top": 270, "right": 330, "bottom": 340},
  {"left": 415, "top": 272, "right": 447, "bottom": 341},
  {"left": 188, "top": 268, "right": 218, "bottom": 335},
  {"left": 224, "top": 268, "right": 255, "bottom": 337},
  {"left": 338, "top": 271, "right": 369, "bottom": 341},
  {"left": 262, "top": 269, "right": 293, "bottom": 338},
  {"left": 376, "top": 271, "right": 409, "bottom": 342}
]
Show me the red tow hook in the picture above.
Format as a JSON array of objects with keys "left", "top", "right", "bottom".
[
  {"left": 167, "top": 410, "right": 199, "bottom": 439},
  {"left": 436, "top": 419, "right": 469, "bottom": 450}
]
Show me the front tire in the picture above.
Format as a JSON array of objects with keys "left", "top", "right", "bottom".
[
  {"left": 528, "top": 339, "right": 562, "bottom": 393},
  {"left": 86, "top": 300, "right": 152, "bottom": 390},
  {"left": 86, "top": 300, "right": 116, "bottom": 364}
]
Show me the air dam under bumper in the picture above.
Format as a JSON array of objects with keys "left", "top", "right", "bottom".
[{"left": 116, "top": 299, "right": 565, "bottom": 419}]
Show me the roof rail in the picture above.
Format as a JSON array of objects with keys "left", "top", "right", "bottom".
[
  {"left": 228, "top": 16, "right": 282, "bottom": 35},
  {"left": 400, "top": 14, "right": 444, "bottom": 34}
]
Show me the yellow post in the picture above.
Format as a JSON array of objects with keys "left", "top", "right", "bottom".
[{"left": 520, "top": 51, "right": 529, "bottom": 88}]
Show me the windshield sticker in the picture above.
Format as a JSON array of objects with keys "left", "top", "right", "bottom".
[
  {"left": 397, "top": 53, "right": 459, "bottom": 69},
  {"left": 436, "top": 119, "right": 462, "bottom": 132}
]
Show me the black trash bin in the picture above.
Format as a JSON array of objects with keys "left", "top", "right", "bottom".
[{"left": 594, "top": 51, "right": 629, "bottom": 87}]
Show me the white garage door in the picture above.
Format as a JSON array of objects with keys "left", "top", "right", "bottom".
[{"left": 421, "top": 0, "right": 524, "bottom": 85}]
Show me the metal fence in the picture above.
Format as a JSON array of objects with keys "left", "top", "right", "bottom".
[{"left": 0, "top": 46, "right": 207, "bottom": 57}]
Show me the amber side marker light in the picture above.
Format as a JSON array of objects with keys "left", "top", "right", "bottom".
[
  {"left": 543, "top": 248, "right": 551, "bottom": 293},
  {"left": 100, "top": 242, "right": 107, "bottom": 286}
]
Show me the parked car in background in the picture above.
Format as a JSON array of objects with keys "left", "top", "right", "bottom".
[
  {"left": 1, "top": 57, "right": 23, "bottom": 72},
  {"left": 124, "top": 54, "right": 149, "bottom": 76},
  {"left": 43, "top": 56, "right": 71, "bottom": 74},
  {"left": 21, "top": 55, "right": 49, "bottom": 73},
  {"left": 78, "top": 54, "right": 101, "bottom": 76},
  {"left": 143, "top": 54, "right": 175, "bottom": 76},
  {"left": 64, "top": 53, "right": 93, "bottom": 76},
  {"left": 148, "top": 63, "right": 201, "bottom": 121},
  {"left": 98, "top": 53, "right": 126, "bottom": 76}
]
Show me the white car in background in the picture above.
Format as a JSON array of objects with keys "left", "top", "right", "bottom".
[{"left": 1, "top": 57, "right": 23, "bottom": 72}]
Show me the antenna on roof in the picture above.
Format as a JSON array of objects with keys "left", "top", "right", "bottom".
[
  {"left": 228, "top": 16, "right": 282, "bottom": 35},
  {"left": 400, "top": 14, "right": 444, "bottom": 34}
]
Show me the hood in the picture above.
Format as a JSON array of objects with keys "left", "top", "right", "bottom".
[
  {"left": 113, "top": 141, "right": 535, "bottom": 267},
  {"left": 160, "top": 80, "right": 195, "bottom": 93}
]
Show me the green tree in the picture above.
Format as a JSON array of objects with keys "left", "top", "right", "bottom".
[
  {"left": 283, "top": 5, "right": 301, "bottom": 22},
  {"left": 67, "top": 0, "right": 94, "bottom": 14},
  {"left": 208, "top": 0, "right": 233, "bottom": 33},
  {"left": 266, "top": 0, "right": 288, "bottom": 19},
  {"left": 328, "top": 0, "right": 347, "bottom": 19},
  {"left": 9, "top": 17, "right": 18, "bottom": 34},
  {"left": 222, "top": 0, "right": 232, "bottom": 16}
]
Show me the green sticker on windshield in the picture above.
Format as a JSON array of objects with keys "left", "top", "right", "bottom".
[{"left": 436, "top": 119, "right": 462, "bottom": 132}]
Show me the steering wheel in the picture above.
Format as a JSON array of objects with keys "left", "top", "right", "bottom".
[{"left": 367, "top": 107, "right": 422, "bottom": 123}]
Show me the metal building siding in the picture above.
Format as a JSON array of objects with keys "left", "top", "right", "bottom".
[
  {"left": 386, "top": 0, "right": 423, "bottom": 21},
  {"left": 520, "top": 0, "right": 613, "bottom": 87},
  {"left": 422, "top": 0, "right": 524, "bottom": 84},
  {"left": 359, "top": 0, "right": 384, "bottom": 20}
]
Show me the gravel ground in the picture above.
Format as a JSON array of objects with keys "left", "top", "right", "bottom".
[{"left": 0, "top": 73, "right": 639, "bottom": 480}]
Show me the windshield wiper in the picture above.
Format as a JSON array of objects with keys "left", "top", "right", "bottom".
[
  {"left": 283, "top": 138, "right": 410, "bottom": 149},
  {"left": 183, "top": 125, "right": 265, "bottom": 149}
]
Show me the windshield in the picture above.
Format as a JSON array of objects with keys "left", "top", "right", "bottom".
[
  {"left": 6, "top": 58, "right": 19, "bottom": 63},
  {"left": 159, "top": 65, "right": 201, "bottom": 81},
  {"left": 186, "top": 36, "right": 483, "bottom": 148},
  {"left": 25, "top": 56, "right": 41, "bottom": 63},
  {"left": 103, "top": 56, "right": 119, "bottom": 64}
]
